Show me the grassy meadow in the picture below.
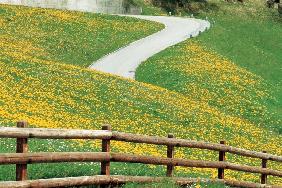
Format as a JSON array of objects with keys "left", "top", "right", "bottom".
[
  {"left": 137, "top": 0, "right": 282, "bottom": 133},
  {"left": 0, "top": 1, "right": 281, "bottom": 187},
  {"left": 0, "top": 4, "right": 163, "bottom": 67},
  {"left": 197, "top": 0, "right": 282, "bottom": 133},
  {"left": 134, "top": 0, "right": 282, "bottom": 185}
]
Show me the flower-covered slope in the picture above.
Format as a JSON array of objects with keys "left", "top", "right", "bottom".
[
  {"left": 1, "top": 49, "right": 282, "bottom": 183},
  {"left": 0, "top": 4, "right": 281, "bottom": 185}
]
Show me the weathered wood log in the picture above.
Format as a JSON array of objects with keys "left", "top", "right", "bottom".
[
  {"left": 1, "top": 127, "right": 281, "bottom": 163},
  {"left": 16, "top": 121, "right": 28, "bottom": 181},
  {"left": 101, "top": 125, "right": 111, "bottom": 176},
  {"left": 111, "top": 153, "right": 282, "bottom": 177},
  {"left": 0, "top": 152, "right": 110, "bottom": 164},
  {"left": 166, "top": 133, "right": 174, "bottom": 177},
  {"left": 218, "top": 140, "right": 226, "bottom": 179},
  {"left": 0, "top": 175, "right": 280, "bottom": 188},
  {"left": 261, "top": 151, "right": 268, "bottom": 184},
  {"left": 0, "top": 127, "right": 112, "bottom": 139},
  {"left": 1, "top": 152, "right": 281, "bottom": 177},
  {"left": 112, "top": 132, "right": 282, "bottom": 162},
  {"left": 0, "top": 126, "right": 281, "bottom": 163}
]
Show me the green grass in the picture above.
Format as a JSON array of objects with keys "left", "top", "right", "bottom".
[
  {"left": 132, "top": 0, "right": 166, "bottom": 15},
  {"left": 197, "top": 0, "right": 282, "bottom": 132},
  {"left": 136, "top": 0, "right": 282, "bottom": 133},
  {"left": 0, "top": 4, "right": 163, "bottom": 67},
  {"left": 0, "top": 2, "right": 282, "bottom": 187}
]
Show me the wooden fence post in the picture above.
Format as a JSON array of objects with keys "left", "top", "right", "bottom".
[
  {"left": 101, "top": 125, "right": 111, "bottom": 176},
  {"left": 166, "top": 133, "right": 174, "bottom": 177},
  {"left": 261, "top": 151, "right": 267, "bottom": 184},
  {"left": 218, "top": 140, "right": 226, "bottom": 179},
  {"left": 16, "top": 121, "right": 28, "bottom": 181}
]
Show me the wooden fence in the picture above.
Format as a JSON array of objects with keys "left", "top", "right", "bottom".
[{"left": 0, "top": 121, "right": 281, "bottom": 188}]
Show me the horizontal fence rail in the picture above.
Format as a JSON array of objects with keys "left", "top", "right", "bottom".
[
  {"left": 0, "top": 127, "right": 281, "bottom": 162},
  {"left": 0, "top": 152, "right": 281, "bottom": 177},
  {"left": 0, "top": 121, "right": 281, "bottom": 188},
  {"left": 1, "top": 175, "right": 281, "bottom": 188},
  {"left": 0, "top": 127, "right": 112, "bottom": 139},
  {"left": 112, "top": 132, "right": 282, "bottom": 162}
]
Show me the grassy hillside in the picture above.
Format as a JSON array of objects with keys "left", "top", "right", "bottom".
[
  {"left": 136, "top": 40, "right": 279, "bottom": 131},
  {"left": 0, "top": 4, "right": 163, "bottom": 67},
  {"left": 2, "top": 41, "right": 282, "bottom": 184},
  {"left": 0, "top": 3, "right": 281, "bottom": 187},
  {"left": 134, "top": 0, "right": 282, "bottom": 185},
  {"left": 136, "top": 0, "right": 282, "bottom": 132},
  {"left": 197, "top": 0, "right": 282, "bottom": 133}
]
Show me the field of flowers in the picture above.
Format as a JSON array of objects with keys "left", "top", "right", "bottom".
[
  {"left": 0, "top": 3, "right": 281, "bottom": 187},
  {"left": 136, "top": 41, "right": 277, "bottom": 127},
  {"left": 2, "top": 45, "right": 282, "bottom": 184},
  {"left": 0, "top": 4, "right": 163, "bottom": 67},
  {"left": 196, "top": 0, "right": 282, "bottom": 135},
  {"left": 134, "top": 2, "right": 282, "bottom": 186},
  {"left": 135, "top": 1, "right": 282, "bottom": 184}
]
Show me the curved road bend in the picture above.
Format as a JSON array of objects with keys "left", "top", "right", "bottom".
[{"left": 90, "top": 15, "right": 210, "bottom": 79}]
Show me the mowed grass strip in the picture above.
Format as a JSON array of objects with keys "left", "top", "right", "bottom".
[{"left": 0, "top": 3, "right": 281, "bottom": 185}]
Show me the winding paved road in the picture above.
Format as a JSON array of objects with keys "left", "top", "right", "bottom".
[{"left": 90, "top": 15, "right": 210, "bottom": 79}]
